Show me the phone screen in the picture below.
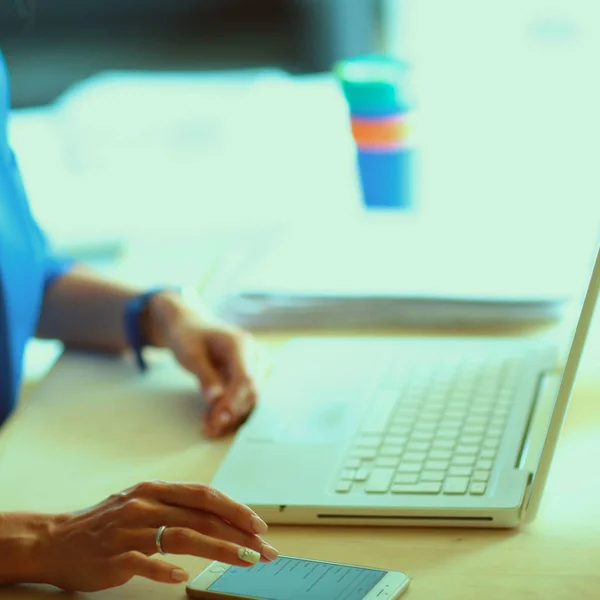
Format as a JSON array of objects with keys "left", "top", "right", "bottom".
[{"left": 207, "top": 556, "right": 387, "bottom": 600}]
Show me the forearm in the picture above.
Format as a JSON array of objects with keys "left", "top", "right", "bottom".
[
  {"left": 0, "top": 512, "right": 55, "bottom": 585},
  {"left": 36, "top": 268, "right": 183, "bottom": 353}
]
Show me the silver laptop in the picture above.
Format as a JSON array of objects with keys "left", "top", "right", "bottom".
[{"left": 212, "top": 246, "right": 600, "bottom": 527}]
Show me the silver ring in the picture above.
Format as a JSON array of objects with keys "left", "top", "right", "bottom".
[{"left": 155, "top": 525, "right": 168, "bottom": 555}]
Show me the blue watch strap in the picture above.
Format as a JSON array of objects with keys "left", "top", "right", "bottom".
[{"left": 124, "top": 288, "right": 174, "bottom": 372}]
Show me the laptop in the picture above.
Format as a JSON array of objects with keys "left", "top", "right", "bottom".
[{"left": 212, "top": 245, "right": 600, "bottom": 527}]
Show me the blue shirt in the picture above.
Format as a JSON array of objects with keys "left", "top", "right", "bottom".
[{"left": 0, "top": 51, "right": 73, "bottom": 425}]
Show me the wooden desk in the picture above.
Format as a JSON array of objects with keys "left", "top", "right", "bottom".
[{"left": 0, "top": 321, "right": 599, "bottom": 600}]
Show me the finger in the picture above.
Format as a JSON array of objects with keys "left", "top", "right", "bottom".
[
  {"left": 223, "top": 335, "right": 251, "bottom": 383},
  {"left": 125, "top": 524, "right": 278, "bottom": 563},
  {"left": 160, "top": 527, "right": 265, "bottom": 567},
  {"left": 179, "top": 344, "right": 225, "bottom": 405},
  {"left": 206, "top": 380, "right": 257, "bottom": 436},
  {"left": 204, "top": 389, "right": 256, "bottom": 438},
  {"left": 204, "top": 332, "right": 258, "bottom": 431},
  {"left": 133, "top": 480, "right": 268, "bottom": 535},
  {"left": 165, "top": 508, "right": 265, "bottom": 554},
  {"left": 118, "top": 507, "right": 264, "bottom": 554},
  {"left": 194, "top": 349, "right": 227, "bottom": 405},
  {"left": 113, "top": 551, "right": 189, "bottom": 585}
]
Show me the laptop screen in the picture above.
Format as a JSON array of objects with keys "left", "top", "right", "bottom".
[{"left": 524, "top": 241, "right": 600, "bottom": 519}]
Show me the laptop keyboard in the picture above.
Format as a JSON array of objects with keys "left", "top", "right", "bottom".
[{"left": 335, "top": 354, "right": 522, "bottom": 496}]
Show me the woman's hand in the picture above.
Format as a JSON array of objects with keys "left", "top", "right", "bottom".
[
  {"left": 145, "top": 291, "right": 265, "bottom": 438},
  {"left": 38, "top": 480, "right": 278, "bottom": 592}
]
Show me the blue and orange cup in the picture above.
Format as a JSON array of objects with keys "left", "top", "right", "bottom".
[{"left": 335, "top": 55, "right": 414, "bottom": 209}]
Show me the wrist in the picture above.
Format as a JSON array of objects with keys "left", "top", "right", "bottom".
[
  {"left": 141, "top": 290, "right": 188, "bottom": 348},
  {"left": 0, "top": 512, "right": 62, "bottom": 585}
]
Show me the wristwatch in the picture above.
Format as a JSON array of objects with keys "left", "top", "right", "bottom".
[
  {"left": 123, "top": 286, "right": 205, "bottom": 372},
  {"left": 123, "top": 287, "right": 174, "bottom": 372}
]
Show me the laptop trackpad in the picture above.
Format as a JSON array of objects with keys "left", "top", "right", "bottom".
[{"left": 243, "top": 391, "right": 359, "bottom": 444}]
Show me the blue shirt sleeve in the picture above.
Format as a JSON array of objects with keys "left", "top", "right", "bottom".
[
  {"left": 12, "top": 161, "right": 76, "bottom": 291},
  {"left": 43, "top": 248, "right": 75, "bottom": 290}
]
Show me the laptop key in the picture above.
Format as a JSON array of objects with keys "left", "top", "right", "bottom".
[
  {"left": 391, "top": 483, "right": 441, "bottom": 494},
  {"left": 472, "top": 470, "right": 490, "bottom": 482},
  {"left": 432, "top": 439, "right": 455, "bottom": 450},
  {"left": 443, "top": 477, "right": 470, "bottom": 494},
  {"left": 490, "top": 416, "right": 507, "bottom": 429},
  {"left": 476, "top": 459, "right": 493, "bottom": 471},
  {"left": 352, "top": 447, "right": 377, "bottom": 459},
  {"left": 397, "top": 462, "right": 423, "bottom": 473},
  {"left": 389, "top": 424, "right": 411, "bottom": 436},
  {"left": 407, "top": 441, "right": 429, "bottom": 452},
  {"left": 460, "top": 435, "right": 484, "bottom": 446},
  {"left": 411, "top": 431, "right": 435, "bottom": 442},
  {"left": 452, "top": 455, "right": 476, "bottom": 466},
  {"left": 380, "top": 445, "right": 404, "bottom": 457},
  {"left": 336, "top": 480, "right": 352, "bottom": 493},
  {"left": 345, "top": 458, "right": 361, "bottom": 469},
  {"left": 470, "top": 407, "right": 492, "bottom": 417},
  {"left": 376, "top": 456, "right": 399, "bottom": 468},
  {"left": 417, "top": 413, "right": 441, "bottom": 424},
  {"left": 340, "top": 469, "right": 357, "bottom": 481},
  {"left": 465, "top": 416, "right": 488, "bottom": 427},
  {"left": 397, "top": 405, "right": 418, "bottom": 417},
  {"left": 425, "top": 460, "right": 449, "bottom": 471},
  {"left": 483, "top": 438, "right": 500, "bottom": 449},
  {"left": 488, "top": 427, "right": 505, "bottom": 438},
  {"left": 355, "top": 468, "right": 370, "bottom": 482},
  {"left": 365, "top": 468, "right": 395, "bottom": 493},
  {"left": 394, "top": 473, "right": 419, "bottom": 484},
  {"left": 480, "top": 448, "right": 496, "bottom": 460},
  {"left": 449, "top": 466, "right": 472, "bottom": 477},
  {"left": 403, "top": 451, "right": 428, "bottom": 462},
  {"left": 429, "top": 449, "right": 452, "bottom": 460},
  {"left": 463, "top": 425, "right": 486, "bottom": 435},
  {"left": 469, "top": 482, "right": 487, "bottom": 495},
  {"left": 384, "top": 435, "right": 408, "bottom": 446},
  {"left": 437, "top": 428, "right": 461, "bottom": 440},
  {"left": 421, "top": 470, "right": 445, "bottom": 482}
]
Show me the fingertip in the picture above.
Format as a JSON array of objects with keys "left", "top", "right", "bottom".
[
  {"left": 171, "top": 568, "right": 189, "bottom": 583},
  {"left": 205, "top": 384, "right": 225, "bottom": 402},
  {"left": 202, "top": 417, "right": 231, "bottom": 439},
  {"left": 251, "top": 515, "right": 269, "bottom": 535},
  {"left": 217, "top": 411, "right": 233, "bottom": 428}
]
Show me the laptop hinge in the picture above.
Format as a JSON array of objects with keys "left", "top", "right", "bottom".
[{"left": 515, "top": 371, "right": 561, "bottom": 517}]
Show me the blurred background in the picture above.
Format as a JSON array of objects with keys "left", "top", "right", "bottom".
[
  {"left": 1, "top": 0, "right": 380, "bottom": 107},
  {"left": 2, "top": 0, "right": 598, "bottom": 232},
  {"left": 2, "top": 0, "right": 598, "bottom": 268},
  {"left": 2, "top": 0, "right": 599, "bottom": 380}
]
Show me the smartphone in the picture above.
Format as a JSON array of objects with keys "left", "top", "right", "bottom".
[{"left": 185, "top": 555, "right": 410, "bottom": 600}]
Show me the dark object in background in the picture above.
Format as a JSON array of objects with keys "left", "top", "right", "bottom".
[{"left": 0, "top": 0, "right": 378, "bottom": 107}]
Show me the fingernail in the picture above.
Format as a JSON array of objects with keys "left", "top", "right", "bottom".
[
  {"left": 171, "top": 568, "right": 189, "bottom": 582},
  {"left": 261, "top": 543, "right": 279, "bottom": 562},
  {"left": 206, "top": 385, "right": 224, "bottom": 401},
  {"left": 251, "top": 514, "right": 268, "bottom": 535},
  {"left": 237, "top": 547, "right": 261, "bottom": 564},
  {"left": 217, "top": 411, "right": 232, "bottom": 427},
  {"left": 233, "top": 385, "right": 249, "bottom": 410}
]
